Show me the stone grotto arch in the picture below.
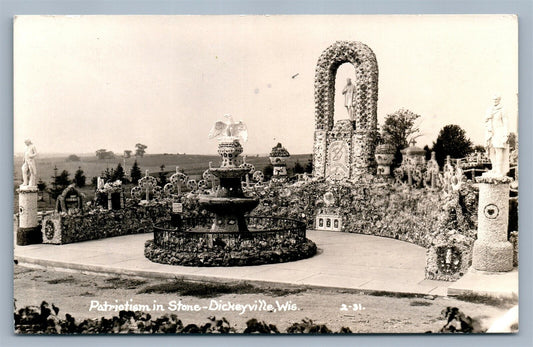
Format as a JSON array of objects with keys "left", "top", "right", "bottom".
[{"left": 313, "top": 41, "right": 379, "bottom": 179}]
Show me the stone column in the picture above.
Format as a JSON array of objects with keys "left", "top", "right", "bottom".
[
  {"left": 472, "top": 176, "right": 513, "bottom": 271},
  {"left": 313, "top": 130, "right": 327, "bottom": 178},
  {"left": 17, "top": 186, "right": 41, "bottom": 245}
]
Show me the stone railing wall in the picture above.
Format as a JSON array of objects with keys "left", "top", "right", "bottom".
[
  {"left": 249, "top": 179, "right": 483, "bottom": 281},
  {"left": 40, "top": 197, "right": 206, "bottom": 245}
]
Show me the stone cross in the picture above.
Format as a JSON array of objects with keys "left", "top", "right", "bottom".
[{"left": 139, "top": 170, "right": 158, "bottom": 201}]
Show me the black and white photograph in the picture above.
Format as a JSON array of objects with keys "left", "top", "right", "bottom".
[{"left": 13, "top": 14, "right": 519, "bottom": 334}]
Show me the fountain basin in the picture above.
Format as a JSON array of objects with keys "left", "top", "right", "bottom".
[
  {"left": 145, "top": 216, "right": 317, "bottom": 267},
  {"left": 198, "top": 196, "right": 259, "bottom": 232},
  {"left": 199, "top": 197, "right": 259, "bottom": 213},
  {"left": 209, "top": 167, "right": 251, "bottom": 179}
]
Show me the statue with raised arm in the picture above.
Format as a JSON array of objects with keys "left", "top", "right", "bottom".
[
  {"left": 342, "top": 78, "right": 356, "bottom": 121},
  {"left": 484, "top": 95, "right": 509, "bottom": 177},
  {"left": 21, "top": 139, "right": 37, "bottom": 187}
]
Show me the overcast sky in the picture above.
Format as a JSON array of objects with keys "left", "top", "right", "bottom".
[{"left": 14, "top": 15, "right": 518, "bottom": 155}]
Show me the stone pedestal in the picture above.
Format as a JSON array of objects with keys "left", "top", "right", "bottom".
[
  {"left": 472, "top": 176, "right": 513, "bottom": 272},
  {"left": 375, "top": 154, "right": 394, "bottom": 176},
  {"left": 17, "top": 186, "right": 41, "bottom": 245}
]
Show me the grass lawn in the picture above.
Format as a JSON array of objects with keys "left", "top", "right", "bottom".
[{"left": 14, "top": 265, "right": 516, "bottom": 334}]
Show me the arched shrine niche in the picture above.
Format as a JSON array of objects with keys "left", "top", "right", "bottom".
[
  {"left": 334, "top": 63, "right": 358, "bottom": 122},
  {"left": 313, "top": 41, "right": 379, "bottom": 179}
]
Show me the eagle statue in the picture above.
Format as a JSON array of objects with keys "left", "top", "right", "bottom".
[{"left": 208, "top": 114, "right": 248, "bottom": 142}]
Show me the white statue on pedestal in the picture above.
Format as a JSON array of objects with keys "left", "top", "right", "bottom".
[
  {"left": 484, "top": 95, "right": 509, "bottom": 177},
  {"left": 342, "top": 78, "right": 356, "bottom": 121},
  {"left": 21, "top": 139, "right": 37, "bottom": 187}
]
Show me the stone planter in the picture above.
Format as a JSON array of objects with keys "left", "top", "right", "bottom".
[{"left": 375, "top": 144, "right": 395, "bottom": 176}]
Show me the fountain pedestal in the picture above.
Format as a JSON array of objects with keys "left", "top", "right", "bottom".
[{"left": 199, "top": 139, "right": 258, "bottom": 233}]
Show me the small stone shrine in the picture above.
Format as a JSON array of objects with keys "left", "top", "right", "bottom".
[
  {"left": 56, "top": 184, "right": 85, "bottom": 214},
  {"left": 400, "top": 139, "right": 426, "bottom": 167},
  {"left": 269, "top": 143, "right": 290, "bottom": 182},
  {"left": 398, "top": 139, "right": 427, "bottom": 186},
  {"left": 313, "top": 41, "right": 379, "bottom": 180},
  {"left": 315, "top": 191, "right": 342, "bottom": 231}
]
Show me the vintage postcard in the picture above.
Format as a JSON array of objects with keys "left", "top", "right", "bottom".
[{"left": 13, "top": 15, "right": 518, "bottom": 334}]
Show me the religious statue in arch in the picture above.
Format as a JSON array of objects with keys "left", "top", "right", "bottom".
[{"left": 342, "top": 78, "right": 356, "bottom": 122}]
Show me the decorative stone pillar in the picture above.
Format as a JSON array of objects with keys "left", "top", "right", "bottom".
[
  {"left": 472, "top": 176, "right": 513, "bottom": 271},
  {"left": 17, "top": 186, "right": 41, "bottom": 245}
]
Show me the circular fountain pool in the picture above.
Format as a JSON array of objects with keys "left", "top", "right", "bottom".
[{"left": 145, "top": 216, "right": 316, "bottom": 266}]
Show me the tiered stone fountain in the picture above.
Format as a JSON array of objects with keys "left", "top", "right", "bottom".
[
  {"left": 198, "top": 138, "right": 259, "bottom": 233},
  {"left": 144, "top": 115, "right": 316, "bottom": 266}
]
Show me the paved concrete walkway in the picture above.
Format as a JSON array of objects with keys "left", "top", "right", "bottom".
[{"left": 14, "top": 230, "right": 452, "bottom": 296}]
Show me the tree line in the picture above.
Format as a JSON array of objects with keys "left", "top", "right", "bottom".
[{"left": 380, "top": 108, "right": 517, "bottom": 168}]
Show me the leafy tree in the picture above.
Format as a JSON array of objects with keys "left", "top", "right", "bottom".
[
  {"left": 96, "top": 149, "right": 114, "bottom": 160},
  {"left": 381, "top": 108, "right": 421, "bottom": 165},
  {"left": 473, "top": 145, "right": 486, "bottom": 153},
  {"left": 66, "top": 154, "right": 80, "bottom": 162},
  {"left": 101, "top": 167, "right": 115, "bottom": 182},
  {"left": 36, "top": 179, "right": 47, "bottom": 192},
  {"left": 508, "top": 132, "right": 517, "bottom": 151},
  {"left": 124, "top": 150, "right": 132, "bottom": 158},
  {"left": 305, "top": 157, "right": 313, "bottom": 174},
  {"left": 55, "top": 170, "right": 71, "bottom": 187},
  {"left": 262, "top": 164, "right": 273, "bottom": 180},
  {"left": 49, "top": 169, "right": 71, "bottom": 199},
  {"left": 96, "top": 149, "right": 107, "bottom": 159},
  {"left": 158, "top": 164, "right": 168, "bottom": 187},
  {"left": 423, "top": 145, "right": 432, "bottom": 161},
  {"left": 130, "top": 160, "right": 142, "bottom": 184},
  {"left": 37, "top": 179, "right": 47, "bottom": 201},
  {"left": 135, "top": 143, "right": 147, "bottom": 157},
  {"left": 112, "top": 163, "right": 125, "bottom": 182},
  {"left": 73, "top": 167, "right": 86, "bottom": 188},
  {"left": 432, "top": 124, "right": 474, "bottom": 167},
  {"left": 293, "top": 161, "right": 305, "bottom": 174}
]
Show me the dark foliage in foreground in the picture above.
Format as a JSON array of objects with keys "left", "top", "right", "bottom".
[
  {"left": 436, "top": 306, "right": 484, "bottom": 333},
  {"left": 14, "top": 301, "right": 352, "bottom": 334},
  {"left": 15, "top": 302, "right": 484, "bottom": 334}
]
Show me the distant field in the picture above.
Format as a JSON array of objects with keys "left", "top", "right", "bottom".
[{"left": 13, "top": 153, "right": 313, "bottom": 186}]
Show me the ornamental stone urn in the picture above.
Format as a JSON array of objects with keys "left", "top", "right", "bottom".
[{"left": 375, "top": 143, "right": 395, "bottom": 176}]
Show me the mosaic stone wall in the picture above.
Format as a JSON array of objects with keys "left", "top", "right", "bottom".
[
  {"left": 41, "top": 200, "right": 173, "bottom": 244},
  {"left": 249, "top": 180, "right": 484, "bottom": 281},
  {"left": 313, "top": 41, "right": 379, "bottom": 178}
]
